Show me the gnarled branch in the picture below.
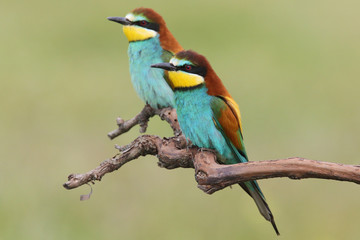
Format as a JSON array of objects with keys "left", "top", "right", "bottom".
[
  {"left": 64, "top": 105, "right": 360, "bottom": 193},
  {"left": 193, "top": 153, "right": 360, "bottom": 194},
  {"left": 107, "top": 105, "right": 180, "bottom": 139},
  {"left": 63, "top": 134, "right": 193, "bottom": 190}
]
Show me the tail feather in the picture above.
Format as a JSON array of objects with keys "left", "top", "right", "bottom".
[
  {"left": 241, "top": 182, "right": 280, "bottom": 236},
  {"left": 211, "top": 116, "right": 279, "bottom": 235}
]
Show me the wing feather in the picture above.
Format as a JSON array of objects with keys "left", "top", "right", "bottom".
[{"left": 211, "top": 96, "right": 247, "bottom": 160}]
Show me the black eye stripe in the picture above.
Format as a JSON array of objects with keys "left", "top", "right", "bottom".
[
  {"left": 177, "top": 65, "right": 207, "bottom": 77},
  {"left": 133, "top": 20, "right": 160, "bottom": 32}
]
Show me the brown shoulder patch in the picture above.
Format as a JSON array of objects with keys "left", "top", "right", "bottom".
[{"left": 176, "top": 50, "right": 231, "bottom": 97}]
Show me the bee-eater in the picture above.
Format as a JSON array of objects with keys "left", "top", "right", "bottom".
[
  {"left": 152, "top": 50, "right": 279, "bottom": 235},
  {"left": 107, "top": 8, "right": 183, "bottom": 109}
]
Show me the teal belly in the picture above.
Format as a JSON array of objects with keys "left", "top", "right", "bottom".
[
  {"left": 174, "top": 86, "right": 238, "bottom": 164},
  {"left": 128, "top": 36, "right": 174, "bottom": 109}
]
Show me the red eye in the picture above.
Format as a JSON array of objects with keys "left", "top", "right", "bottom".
[
  {"left": 140, "top": 20, "right": 147, "bottom": 26},
  {"left": 185, "top": 65, "right": 192, "bottom": 71}
]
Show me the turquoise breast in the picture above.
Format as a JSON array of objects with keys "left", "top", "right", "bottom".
[
  {"left": 174, "top": 85, "right": 238, "bottom": 164},
  {"left": 128, "top": 36, "right": 174, "bottom": 109}
]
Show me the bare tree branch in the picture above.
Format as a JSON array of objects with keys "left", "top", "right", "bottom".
[
  {"left": 193, "top": 152, "right": 360, "bottom": 194},
  {"left": 63, "top": 134, "right": 193, "bottom": 190},
  {"left": 107, "top": 105, "right": 180, "bottom": 140},
  {"left": 64, "top": 106, "right": 360, "bottom": 194}
]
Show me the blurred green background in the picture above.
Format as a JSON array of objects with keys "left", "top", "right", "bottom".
[{"left": 1, "top": 0, "right": 360, "bottom": 239}]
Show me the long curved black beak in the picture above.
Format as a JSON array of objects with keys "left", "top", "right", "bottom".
[
  {"left": 151, "top": 63, "right": 177, "bottom": 71},
  {"left": 107, "top": 17, "right": 132, "bottom": 25}
]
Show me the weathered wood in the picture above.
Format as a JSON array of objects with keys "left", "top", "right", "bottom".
[{"left": 64, "top": 105, "right": 360, "bottom": 195}]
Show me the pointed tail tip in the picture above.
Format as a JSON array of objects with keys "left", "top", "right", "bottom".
[{"left": 270, "top": 218, "right": 280, "bottom": 236}]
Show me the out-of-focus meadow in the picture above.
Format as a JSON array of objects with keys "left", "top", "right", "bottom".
[{"left": 1, "top": 0, "right": 360, "bottom": 239}]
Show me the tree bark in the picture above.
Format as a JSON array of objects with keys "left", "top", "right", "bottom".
[{"left": 63, "top": 105, "right": 360, "bottom": 194}]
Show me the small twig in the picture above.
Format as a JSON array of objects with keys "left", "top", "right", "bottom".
[
  {"left": 107, "top": 104, "right": 155, "bottom": 139},
  {"left": 80, "top": 183, "right": 93, "bottom": 201},
  {"left": 107, "top": 105, "right": 180, "bottom": 140}
]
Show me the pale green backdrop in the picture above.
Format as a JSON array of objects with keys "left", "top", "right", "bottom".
[{"left": 1, "top": 0, "right": 360, "bottom": 239}]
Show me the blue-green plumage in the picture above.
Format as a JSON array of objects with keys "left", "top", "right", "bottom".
[
  {"left": 175, "top": 86, "right": 261, "bottom": 193},
  {"left": 128, "top": 36, "right": 174, "bottom": 109},
  {"left": 175, "top": 85, "right": 259, "bottom": 188},
  {"left": 175, "top": 86, "right": 237, "bottom": 162}
]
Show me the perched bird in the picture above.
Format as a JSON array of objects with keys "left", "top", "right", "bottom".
[
  {"left": 152, "top": 50, "right": 279, "bottom": 235},
  {"left": 108, "top": 8, "right": 183, "bottom": 109}
]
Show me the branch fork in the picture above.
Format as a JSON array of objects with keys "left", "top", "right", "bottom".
[{"left": 107, "top": 104, "right": 180, "bottom": 139}]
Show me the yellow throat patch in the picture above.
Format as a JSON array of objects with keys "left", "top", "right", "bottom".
[
  {"left": 168, "top": 71, "right": 205, "bottom": 89},
  {"left": 123, "top": 25, "right": 157, "bottom": 42}
]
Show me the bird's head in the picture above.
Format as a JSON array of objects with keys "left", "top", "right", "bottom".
[
  {"left": 152, "top": 50, "right": 229, "bottom": 96},
  {"left": 107, "top": 8, "right": 166, "bottom": 42},
  {"left": 108, "top": 8, "right": 182, "bottom": 53},
  {"left": 151, "top": 50, "right": 210, "bottom": 90}
]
